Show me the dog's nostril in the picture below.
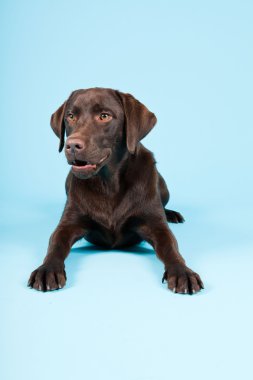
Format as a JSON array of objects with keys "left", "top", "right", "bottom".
[{"left": 65, "top": 141, "right": 84, "bottom": 151}]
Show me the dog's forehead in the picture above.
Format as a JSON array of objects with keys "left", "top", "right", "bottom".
[{"left": 68, "top": 88, "right": 122, "bottom": 111}]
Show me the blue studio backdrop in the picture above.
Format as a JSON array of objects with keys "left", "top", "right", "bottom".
[{"left": 1, "top": 1, "right": 252, "bottom": 380}]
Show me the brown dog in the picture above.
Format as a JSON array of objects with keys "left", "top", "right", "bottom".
[{"left": 28, "top": 88, "right": 204, "bottom": 294}]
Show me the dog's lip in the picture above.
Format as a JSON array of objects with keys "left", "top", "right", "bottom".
[
  {"left": 72, "top": 163, "right": 97, "bottom": 172},
  {"left": 70, "top": 153, "right": 110, "bottom": 170}
]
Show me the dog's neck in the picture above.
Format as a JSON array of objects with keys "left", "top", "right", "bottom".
[{"left": 97, "top": 146, "right": 131, "bottom": 194}]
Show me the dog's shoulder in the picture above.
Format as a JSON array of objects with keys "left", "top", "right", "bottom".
[
  {"left": 133, "top": 143, "right": 158, "bottom": 178},
  {"left": 136, "top": 143, "right": 157, "bottom": 165},
  {"left": 126, "top": 143, "right": 159, "bottom": 189}
]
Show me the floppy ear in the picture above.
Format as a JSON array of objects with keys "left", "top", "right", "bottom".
[
  {"left": 50, "top": 101, "right": 66, "bottom": 152},
  {"left": 116, "top": 91, "right": 157, "bottom": 154}
]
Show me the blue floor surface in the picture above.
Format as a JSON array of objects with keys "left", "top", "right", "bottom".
[{"left": 1, "top": 200, "right": 252, "bottom": 380}]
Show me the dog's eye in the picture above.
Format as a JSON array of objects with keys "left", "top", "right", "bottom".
[
  {"left": 99, "top": 113, "right": 111, "bottom": 121},
  {"left": 67, "top": 113, "right": 74, "bottom": 119}
]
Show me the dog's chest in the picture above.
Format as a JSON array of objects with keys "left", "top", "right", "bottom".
[
  {"left": 82, "top": 191, "right": 142, "bottom": 248},
  {"left": 85, "top": 191, "right": 128, "bottom": 231}
]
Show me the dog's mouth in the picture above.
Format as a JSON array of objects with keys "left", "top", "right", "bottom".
[
  {"left": 71, "top": 159, "right": 97, "bottom": 169},
  {"left": 69, "top": 154, "right": 109, "bottom": 174}
]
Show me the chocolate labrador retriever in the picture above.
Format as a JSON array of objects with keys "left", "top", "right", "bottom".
[{"left": 28, "top": 88, "right": 204, "bottom": 294}]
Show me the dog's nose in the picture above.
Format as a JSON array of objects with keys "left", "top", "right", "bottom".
[{"left": 65, "top": 138, "right": 84, "bottom": 153}]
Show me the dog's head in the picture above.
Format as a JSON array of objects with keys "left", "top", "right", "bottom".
[{"left": 50, "top": 88, "right": 157, "bottom": 179}]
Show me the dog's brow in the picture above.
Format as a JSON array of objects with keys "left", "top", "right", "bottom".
[
  {"left": 92, "top": 103, "right": 115, "bottom": 115},
  {"left": 67, "top": 105, "right": 80, "bottom": 114}
]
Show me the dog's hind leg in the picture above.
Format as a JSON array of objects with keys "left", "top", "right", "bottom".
[
  {"left": 158, "top": 172, "right": 185, "bottom": 223},
  {"left": 164, "top": 209, "right": 185, "bottom": 224}
]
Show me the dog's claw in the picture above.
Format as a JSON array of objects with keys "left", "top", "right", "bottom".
[{"left": 162, "top": 271, "right": 167, "bottom": 283}]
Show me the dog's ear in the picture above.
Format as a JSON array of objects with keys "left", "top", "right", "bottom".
[
  {"left": 116, "top": 91, "right": 157, "bottom": 154},
  {"left": 50, "top": 101, "right": 67, "bottom": 152}
]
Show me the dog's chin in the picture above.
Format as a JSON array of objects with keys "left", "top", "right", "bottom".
[
  {"left": 71, "top": 165, "right": 99, "bottom": 179},
  {"left": 68, "top": 153, "right": 110, "bottom": 179}
]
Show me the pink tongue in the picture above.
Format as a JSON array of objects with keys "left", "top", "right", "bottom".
[
  {"left": 72, "top": 163, "right": 97, "bottom": 170},
  {"left": 84, "top": 164, "right": 96, "bottom": 169}
]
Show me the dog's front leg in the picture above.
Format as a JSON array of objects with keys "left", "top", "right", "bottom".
[
  {"left": 28, "top": 205, "right": 86, "bottom": 292},
  {"left": 137, "top": 216, "right": 204, "bottom": 294}
]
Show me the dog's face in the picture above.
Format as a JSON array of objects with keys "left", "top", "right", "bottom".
[
  {"left": 50, "top": 88, "right": 157, "bottom": 179},
  {"left": 61, "top": 88, "right": 124, "bottom": 179}
]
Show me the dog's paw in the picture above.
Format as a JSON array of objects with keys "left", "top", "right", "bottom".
[
  {"left": 165, "top": 209, "right": 185, "bottom": 224},
  {"left": 162, "top": 263, "right": 204, "bottom": 295},
  {"left": 28, "top": 261, "right": 67, "bottom": 292}
]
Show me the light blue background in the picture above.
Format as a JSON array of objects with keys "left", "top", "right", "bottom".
[{"left": 1, "top": 1, "right": 253, "bottom": 379}]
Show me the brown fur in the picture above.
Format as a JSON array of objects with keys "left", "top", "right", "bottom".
[{"left": 28, "top": 88, "right": 204, "bottom": 294}]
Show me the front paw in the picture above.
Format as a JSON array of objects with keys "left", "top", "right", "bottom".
[
  {"left": 28, "top": 261, "right": 67, "bottom": 292},
  {"left": 162, "top": 263, "right": 204, "bottom": 295}
]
